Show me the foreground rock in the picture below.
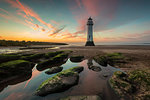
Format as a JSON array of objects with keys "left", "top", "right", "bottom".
[
  {"left": 35, "top": 66, "right": 84, "bottom": 96},
  {"left": 0, "top": 60, "right": 32, "bottom": 83},
  {"left": 0, "top": 73, "right": 31, "bottom": 92},
  {"left": 109, "top": 69, "right": 150, "bottom": 100},
  {"left": 45, "top": 67, "right": 63, "bottom": 75},
  {"left": 60, "top": 95, "right": 102, "bottom": 100},
  {"left": 21, "top": 53, "right": 45, "bottom": 62},
  {"left": 70, "top": 55, "right": 84, "bottom": 63},
  {"left": 0, "top": 54, "right": 21, "bottom": 64},
  {"left": 94, "top": 53, "right": 126, "bottom": 67},
  {"left": 37, "top": 53, "right": 69, "bottom": 71}
]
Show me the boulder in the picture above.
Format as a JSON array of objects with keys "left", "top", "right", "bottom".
[
  {"left": 35, "top": 66, "right": 84, "bottom": 96},
  {"left": 0, "top": 54, "right": 21, "bottom": 64},
  {"left": 0, "top": 60, "right": 32, "bottom": 83},
  {"left": 94, "top": 56, "right": 107, "bottom": 67},
  {"left": 94, "top": 53, "right": 126, "bottom": 67},
  {"left": 37, "top": 53, "right": 69, "bottom": 68},
  {"left": 70, "top": 56, "right": 84, "bottom": 63},
  {"left": 109, "top": 69, "right": 150, "bottom": 100}
]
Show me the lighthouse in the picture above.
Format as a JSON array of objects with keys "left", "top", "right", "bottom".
[{"left": 85, "top": 17, "right": 95, "bottom": 46}]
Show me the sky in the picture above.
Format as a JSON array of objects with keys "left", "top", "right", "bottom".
[{"left": 0, "top": 0, "right": 150, "bottom": 43}]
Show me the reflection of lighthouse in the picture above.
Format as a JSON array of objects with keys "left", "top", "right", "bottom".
[{"left": 85, "top": 17, "right": 95, "bottom": 46}]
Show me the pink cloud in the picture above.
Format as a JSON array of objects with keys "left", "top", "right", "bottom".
[
  {"left": 68, "top": 0, "right": 118, "bottom": 33},
  {"left": 81, "top": 0, "right": 101, "bottom": 16},
  {"left": 5, "top": 0, "right": 57, "bottom": 34},
  {"left": 0, "top": 8, "right": 31, "bottom": 27}
]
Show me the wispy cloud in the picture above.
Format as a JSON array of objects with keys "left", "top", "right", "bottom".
[
  {"left": 0, "top": 7, "right": 31, "bottom": 27},
  {"left": 49, "top": 25, "right": 66, "bottom": 36},
  {"left": 4, "top": 0, "right": 64, "bottom": 35}
]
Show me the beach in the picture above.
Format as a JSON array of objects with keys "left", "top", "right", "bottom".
[
  {"left": 22, "top": 45, "right": 150, "bottom": 72},
  {"left": 0, "top": 45, "right": 150, "bottom": 100}
]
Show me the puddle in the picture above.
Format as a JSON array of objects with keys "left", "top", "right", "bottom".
[{"left": 0, "top": 59, "right": 121, "bottom": 100}]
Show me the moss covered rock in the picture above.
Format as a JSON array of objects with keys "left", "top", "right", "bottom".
[
  {"left": 0, "top": 60, "right": 32, "bottom": 82},
  {"left": 44, "top": 51, "right": 64, "bottom": 59},
  {"left": 45, "top": 67, "right": 63, "bottom": 75},
  {"left": 35, "top": 66, "right": 84, "bottom": 96},
  {"left": 94, "top": 53, "right": 125, "bottom": 67},
  {"left": 109, "top": 69, "right": 150, "bottom": 100},
  {"left": 37, "top": 53, "right": 69, "bottom": 70},
  {"left": 0, "top": 54, "right": 21, "bottom": 63},
  {"left": 70, "top": 55, "right": 84, "bottom": 63},
  {"left": 21, "top": 53, "right": 45, "bottom": 62}
]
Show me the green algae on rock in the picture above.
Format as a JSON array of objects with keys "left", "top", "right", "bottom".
[
  {"left": 94, "top": 53, "right": 126, "bottom": 67},
  {"left": 37, "top": 53, "right": 69, "bottom": 68},
  {"left": 109, "top": 69, "right": 150, "bottom": 100},
  {"left": 0, "top": 54, "right": 21, "bottom": 63},
  {"left": 44, "top": 51, "right": 64, "bottom": 59},
  {"left": 0, "top": 60, "right": 32, "bottom": 82},
  {"left": 21, "top": 53, "right": 45, "bottom": 61},
  {"left": 35, "top": 66, "right": 84, "bottom": 96}
]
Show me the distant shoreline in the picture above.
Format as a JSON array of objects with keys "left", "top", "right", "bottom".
[{"left": 0, "top": 40, "right": 68, "bottom": 47}]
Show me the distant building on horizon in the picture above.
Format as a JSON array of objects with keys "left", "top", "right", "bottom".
[{"left": 85, "top": 17, "right": 95, "bottom": 46}]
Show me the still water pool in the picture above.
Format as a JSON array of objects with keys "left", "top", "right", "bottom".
[{"left": 0, "top": 59, "right": 121, "bottom": 100}]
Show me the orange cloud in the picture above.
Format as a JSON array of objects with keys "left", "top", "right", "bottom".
[
  {"left": 6, "top": 0, "right": 57, "bottom": 34},
  {"left": 0, "top": 8, "right": 30, "bottom": 27}
]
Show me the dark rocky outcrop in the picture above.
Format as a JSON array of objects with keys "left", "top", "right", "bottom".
[
  {"left": 0, "top": 73, "right": 31, "bottom": 92},
  {"left": 94, "top": 53, "right": 126, "bottom": 67},
  {"left": 44, "top": 51, "right": 64, "bottom": 59},
  {"left": 45, "top": 67, "right": 63, "bottom": 75},
  {"left": 36, "top": 53, "right": 69, "bottom": 71},
  {"left": 0, "top": 54, "right": 21, "bottom": 64},
  {"left": 0, "top": 60, "right": 32, "bottom": 83},
  {"left": 70, "top": 55, "right": 84, "bottom": 63},
  {"left": 21, "top": 53, "right": 45, "bottom": 62},
  {"left": 109, "top": 69, "right": 150, "bottom": 100},
  {"left": 35, "top": 66, "right": 84, "bottom": 96}
]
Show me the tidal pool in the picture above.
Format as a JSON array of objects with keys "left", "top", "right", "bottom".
[{"left": 0, "top": 59, "right": 121, "bottom": 100}]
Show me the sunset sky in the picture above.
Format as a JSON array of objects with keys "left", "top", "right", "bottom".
[{"left": 0, "top": 0, "right": 150, "bottom": 43}]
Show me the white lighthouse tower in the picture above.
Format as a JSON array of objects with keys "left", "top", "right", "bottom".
[{"left": 85, "top": 17, "right": 95, "bottom": 46}]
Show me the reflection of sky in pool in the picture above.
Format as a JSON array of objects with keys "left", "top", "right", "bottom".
[{"left": 0, "top": 59, "right": 120, "bottom": 100}]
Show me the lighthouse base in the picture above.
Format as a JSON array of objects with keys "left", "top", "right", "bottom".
[{"left": 85, "top": 41, "right": 95, "bottom": 46}]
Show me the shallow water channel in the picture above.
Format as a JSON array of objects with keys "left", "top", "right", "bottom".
[{"left": 0, "top": 59, "right": 121, "bottom": 100}]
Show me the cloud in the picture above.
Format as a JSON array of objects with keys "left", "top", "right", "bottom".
[
  {"left": 49, "top": 25, "right": 66, "bottom": 36},
  {"left": 0, "top": 8, "right": 30, "bottom": 27},
  {"left": 5, "top": 0, "right": 61, "bottom": 34},
  {"left": 68, "top": 0, "right": 150, "bottom": 35},
  {"left": 67, "top": 0, "right": 118, "bottom": 34}
]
